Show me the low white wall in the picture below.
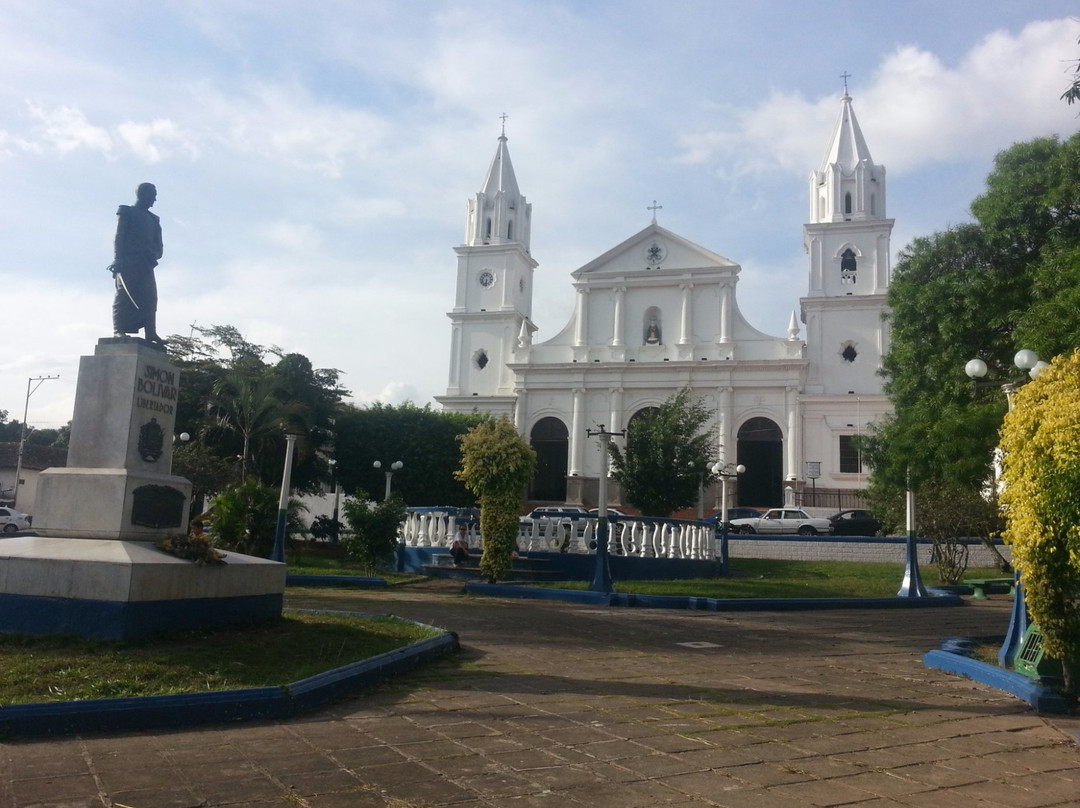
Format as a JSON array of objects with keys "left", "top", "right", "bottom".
[{"left": 728, "top": 535, "right": 1010, "bottom": 567}]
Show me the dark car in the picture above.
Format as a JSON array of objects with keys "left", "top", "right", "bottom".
[{"left": 828, "top": 509, "right": 882, "bottom": 536}]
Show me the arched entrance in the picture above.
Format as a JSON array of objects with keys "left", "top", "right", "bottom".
[
  {"left": 736, "top": 417, "right": 783, "bottom": 508},
  {"left": 529, "top": 417, "right": 569, "bottom": 501}
]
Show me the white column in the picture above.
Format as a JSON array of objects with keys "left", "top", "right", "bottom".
[
  {"left": 679, "top": 283, "right": 693, "bottom": 345},
  {"left": 514, "top": 388, "right": 528, "bottom": 431},
  {"left": 569, "top": 387, "right": 585, "bottom": 476},
  {"left": 611, "top": 286, "right": 625, "bottom": 346},
  {"left": 785, "top": 385, "right": 799, "bottom": 480},
  {"left": 718, "top": 282, "right": 732, "bottom": 343},
  {"left": 609, "top": 387, "right": 624, "bottom": 434},
  {"left": 717, "top": 386, "right": 732, "bottom": 463},
  {"left": 573, "top": 288, "right": 589, "bottom": 347}
]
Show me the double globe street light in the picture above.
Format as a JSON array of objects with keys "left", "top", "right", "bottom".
[
  {"left": 373, "top": 460, "right": 403, "bottom": 501},
  {"left": 710, "top": 461, "right": 745, "bottom": 572},
  {"left": 964, "top": 348, "right": 1046, "bottom": 667}
]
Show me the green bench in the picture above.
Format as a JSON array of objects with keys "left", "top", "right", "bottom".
[{"left": 963, "top": 577, "right": 1014, "bottom": 600}]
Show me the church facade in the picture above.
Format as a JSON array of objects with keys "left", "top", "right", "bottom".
[{"left": 436, "top": 93, "right": 893, "bottom": 510}]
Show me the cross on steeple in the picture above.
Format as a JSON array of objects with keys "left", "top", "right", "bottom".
[
  {"left": 647, "top": 200, "right": 662, "bottom": 223},
  {"left": 841, "top": 71, "right": 852, "bottom": 96},
  {"left": 499, "top": 112, "right": 508, "bottom": 136}
]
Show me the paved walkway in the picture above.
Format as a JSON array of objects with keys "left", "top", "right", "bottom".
[{"left": 2, "top": 584, "right": 1079, "bottom": 807}]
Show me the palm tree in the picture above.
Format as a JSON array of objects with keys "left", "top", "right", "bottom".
[{"left": 210, "top": 370, "right": 304, "bottom": 481}]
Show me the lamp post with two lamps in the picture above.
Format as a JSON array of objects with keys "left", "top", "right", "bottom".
[
  {"left": 965, "top": 348, "right": 1046, "bottom": 667},
  {"left": 373, "top": 460, "right": 403, "bottom": 501},
  {"left": 710, "top": 461, "right": 745, "bottom": 572},
  {"left": 586, "top": 424, "right": 625, "bottom": 594}
]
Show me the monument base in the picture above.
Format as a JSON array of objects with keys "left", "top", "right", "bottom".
[{"left": 0, "top": 537, "right": 285, "bottom": 640}]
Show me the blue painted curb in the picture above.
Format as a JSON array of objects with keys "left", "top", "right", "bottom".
[
  {"left": 465, "top": 583, "right": 964, "bottom": 611},
  {"left": 286, "top": 574, "right": 388, "bottom": 588},
  {"left": 0, "top": 617, "right": 458, "bottom": 740},
  {"left": 924, "top": 648, "right": 1069, "bottom": 714}
]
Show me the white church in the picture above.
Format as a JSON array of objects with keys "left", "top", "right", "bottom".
[{"left": 437, "top": 92, "right": 892, "bottom": 510}]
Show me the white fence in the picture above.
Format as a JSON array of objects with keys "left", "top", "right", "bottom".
[{"left": 399, "top": 511, "right": 716, "bottom": 560}]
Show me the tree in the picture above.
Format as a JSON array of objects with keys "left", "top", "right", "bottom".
[
  {"left": 863, "top": 133, "right": 1080, "bottom": 499},
  {"left": 208, "top": 478, "right": 307, "bottom": 558},
  {"left": 340, "top": 491, "right": 407, "bottom": 573},
  {"left": 1062, "top": 34, "right": 1080, "bottom": 107},
  {"left": 456, "top": 417, "right": 536, "bottom": 583},
  {"left": 609, "top": 389, "right": 716, "bottom": 517},
  {"left": 999, "top": 348, "right": 1080, "bottom": 700},
  {"left": 333, "top": 402, "right": 487, "bottom": 506}
]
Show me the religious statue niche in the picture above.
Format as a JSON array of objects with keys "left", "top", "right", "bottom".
[
  {"left": 643, "top": 308, "right": 662, "bottom": 345},
  {"left": 840, "top": 248, "right": 857, "bottom": 284}
]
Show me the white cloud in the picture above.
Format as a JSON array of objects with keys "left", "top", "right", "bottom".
[
  {"left": 25, "top": 102, "right": 112, "bottom": 155},
  {"left": 116, "top": 119, "right": 200, "bottom": 164}
]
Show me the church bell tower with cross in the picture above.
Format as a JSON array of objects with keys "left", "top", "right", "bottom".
[
  {"left": 439, "top": 119, "right": 537, "bottom": 415},
  {"left": 800, "top": 81, "right": 893, "bottom": 396}
]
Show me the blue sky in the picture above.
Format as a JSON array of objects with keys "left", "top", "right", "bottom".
[{"left": 2, "top": 1, "right": 1078, "bottom": 430}]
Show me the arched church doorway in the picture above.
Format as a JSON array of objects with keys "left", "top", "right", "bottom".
[
  {"left": 736, "top": 417, "right": 783, "bottom": 507},
  {"left": 529, "top": 417, "right": 569, "bottom": 501}
]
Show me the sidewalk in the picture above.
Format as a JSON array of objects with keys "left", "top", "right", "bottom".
[{"left": 2, "top": 584, "right": 1078, "bottom": 807}]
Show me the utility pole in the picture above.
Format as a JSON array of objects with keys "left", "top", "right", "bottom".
[{"left": 13, "top": 375, "right": 60, "bottom": 509}]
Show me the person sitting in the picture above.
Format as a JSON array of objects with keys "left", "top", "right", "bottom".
[{"left": 450, "top": 524, "right": 472, "bottom": 566}]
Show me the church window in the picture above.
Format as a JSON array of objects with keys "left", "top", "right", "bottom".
[
  {"left": 507, "top": 220, "right": 513, "bottom": 240},
  {"left": 840, "top": 248, "right": 857, "bottom": 284},
  {"left": 485, "top": 218, "right": 492, "bottom": 241},
  {"left": 841, "top": 344, "right": 858, "bottom": 363},
  {"left": 839, "top": 435, "right": 862, "bottom": 473},
  {"left": 844, "top": 192, "right": 852, "bottom": 215},
  {"left": 870, "top": 193, "right": 876, "bottom": 216},
  {"left": 473, "top": 349, "right": 489, "bottom": 370}
]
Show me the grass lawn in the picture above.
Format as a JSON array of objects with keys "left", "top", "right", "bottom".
[
  {"left": 0, "top": 611, "right": 438, "bottom": 707},
  {"left": 534, "top": 559, "right": 1008, "bottom": 599}
]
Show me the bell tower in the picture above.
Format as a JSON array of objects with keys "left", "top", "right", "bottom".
[
  {"left": 801, "top": 88, "right": 893, "bottom": 395},
  {"left": 439, "top": 125, "right": 536, "bottom": 414}
]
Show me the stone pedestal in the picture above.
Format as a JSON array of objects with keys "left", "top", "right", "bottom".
[
  {"left": 1, "top": 337, "right": 285, "bottom": 640},
  {"left": 36, "top": 338, "right": 191, "bottom": 540}
]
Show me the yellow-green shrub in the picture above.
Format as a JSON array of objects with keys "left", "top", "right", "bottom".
[{"left": 1000, "top": 348, "right": 1080, "bottom": 696}]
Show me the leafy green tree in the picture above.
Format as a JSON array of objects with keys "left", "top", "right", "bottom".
[
  {"left": 340, "top": 491, "right": 407, "bottom": 573},
  {"left": 609, "top": 389, "right": 716, "bottom": 517},
  {"left": 333, "top": 402, "right": 487, "bottom": 506},
  {"left": 208, "top": 478, "right": 307, "bottom": 558},
  {"left": 1061, "top": 34, "right": 1080, "bottom": 107},
  {"left": 864, "top": 133, "right": 1080, "bottom": 499},
  {"left": 1000, "top": 348, "right": 1080, "bottom": 699},
  {"left": 456, "top": 417, "right": 536, "bottom": 583}
]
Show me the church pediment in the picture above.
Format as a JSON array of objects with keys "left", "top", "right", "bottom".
[{"left": 571, "top": 223, "right": 740, "bottom": 280}]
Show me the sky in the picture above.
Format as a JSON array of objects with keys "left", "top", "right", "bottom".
[{"left": 2, "top": 0, "right": 1078, "bottom": 432}]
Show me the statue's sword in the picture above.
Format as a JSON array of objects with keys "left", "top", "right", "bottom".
[{"left": 108, "top": 264, "right": 140, "bottom": 310}]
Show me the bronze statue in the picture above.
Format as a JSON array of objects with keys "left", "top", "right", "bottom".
[{"left": 110, "top": 182, "right": 166, "bottom": 346}]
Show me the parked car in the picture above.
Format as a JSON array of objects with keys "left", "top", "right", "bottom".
[
  {"left": 828, "top": 509, "right": 882, "bottom": 536},
  {"left": 524, "top": 506, "right": 591, "bottom": 520},
  {"left": 728, "top": 508, "right": 833, "bottom": 535},
  {"left": 0, "top": 507, "right": 32, "bottom": 533},
  {"left": 703, "top": 507, "right": 764, "bottom": 527},
  {"left": 587, "top": 507, "right": 627, "bottom": 518}
]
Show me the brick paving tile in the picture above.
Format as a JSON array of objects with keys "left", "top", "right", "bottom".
[
  {"left": 778, "top": 754, "right": 870, "bottom": 780},
  {"left": 394, "top": 738, "right": 476, "bottom": 759},
  {"left": 306, "top": 791, "right": 388, "bottom": 808},
  {"left": 614, "top": 751, "right": 709, "bottom": 778},
  {"left": 526, "top": 763, "right": 608, "bottom": 790},
  {"left": 767, "top": 776, "right": 880, "bottom": 806},
  {"left": 327, "top": 743, "right": 412, "bottom": 768},
  {"left": 885, "top": 761, "right": 988, "bottom": 788},
  {"left": 559, "top": 778, "right": 687, "bottom": 807},
  {"left": 829, "top": 769, "right": 937, "bottom": 797},
  {"left": 714, "top": 761, "right": 812, "bottom": 787},
  {"left": 1006, "top": 771, "right": 1080, "bottom": 802},
  {"left": 660, "top": 768, "right": 745, "bottom": 798},
  {"left": 574, "top": 738, "right": 652, "bottom": 761},
  {"left": 12, "top": 774, "right": 101, "bottom": 804},
  {"left": 450, "top": 770, "right": 539, "bottom": 798},
  {"left": 943, "top": 779, "right": 1069, "bottom": 807},
  {"left": 194, "top": 775, "right": 287, "bottom": 804},
  {"left": 635, "top": 733, "right": 713, "bottom": 753},
  {"left": 104, "top": 785, "right": 205, "bottom": 807}
]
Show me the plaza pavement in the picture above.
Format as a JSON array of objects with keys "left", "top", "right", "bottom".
[{"left": 2, "top": 581, "right": 1079, "bottom": 808}]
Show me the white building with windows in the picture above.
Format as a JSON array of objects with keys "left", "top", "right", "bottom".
[{"left": 437, "top": 92, "right": 893, "bottom": 509}]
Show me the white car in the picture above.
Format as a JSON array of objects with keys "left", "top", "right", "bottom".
[
  {"left": 728, "top": 508, "right": 833, "bottom": 536},
  {"left": 0, "top": 507, "right": 32, "bottom": 534}
]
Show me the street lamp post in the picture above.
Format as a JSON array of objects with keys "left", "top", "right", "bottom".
[
  {"left": 271, "top": 433, "right": 298, "bottom": 563},
  {"left": 965, "top": 348, "right": 1045, "bottom": 667},
  {"left": 327, "top": 458, "right": 340, "bottom": 543},
  {"left": 586, "top": 424, "right": 624, "bottom": 594},
  {"left": 710, "top": 461, "right": 745, "bottom": 573},
  {"left": 13, "top": 375, "right": 59, "bottom": 509},
  {"left": 373, "top": 460, "right": 403, "bottom": 501}
]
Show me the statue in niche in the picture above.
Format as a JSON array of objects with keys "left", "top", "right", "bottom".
[
  {"left": 109, "top": 182, "right": 166, "bottom": 346},
  {"left": 645, "top": 319, "right": 661, "bottom": 345},
  {"left": 840, "top": 248, "right": 857, "bottom": 284}
]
